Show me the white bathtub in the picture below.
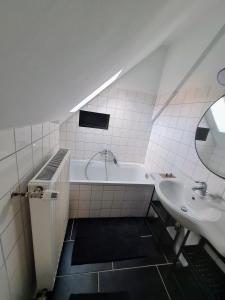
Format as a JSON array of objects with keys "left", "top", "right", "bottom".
[
  {"left": 69, "top": 160, "right": 154, "bottom": 218},
  {"left": 70, "top": 160, "right": 153, "bottom": 185}
]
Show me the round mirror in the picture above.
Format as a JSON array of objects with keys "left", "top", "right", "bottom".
[{"left": 195, "top": 95, "right": 225, "bottom": 179}]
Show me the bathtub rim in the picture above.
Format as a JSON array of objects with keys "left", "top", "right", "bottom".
[
  {"left": 70, "top": 159, "right": 148, "bottom": 168},
  {"left": 70, "top": 179, "right": 154, "bottom": 185},
  {"left": 70, "top": 159, "right": 154, "bottom": 185}
]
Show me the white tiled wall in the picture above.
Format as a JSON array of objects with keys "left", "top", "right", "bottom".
[
  {"left": 60, "top": 86, "right": 156, "bottom": 163},
  {"left": 0, "top": 122, "right": 59, "bottom": 300},
  {"left": 69, "top": 183, "right": 154, "bottom": 218},
  {"left": 145, "top": 28, "right": 225, "bottom": 197},
  {"left": 145, "top": 29, "right": 225, "bottom": 197},
  {"left": 145, "top": 84, "right": 225, "bottom": 196}
]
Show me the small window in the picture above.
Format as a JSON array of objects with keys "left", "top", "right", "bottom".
[{"left": 79, "top": 110, "right": 110, "bottom": 130}]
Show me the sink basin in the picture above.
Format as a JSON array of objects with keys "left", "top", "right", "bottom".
[{"left": 155, "top": 178, "right": 225, "bottom": 256}]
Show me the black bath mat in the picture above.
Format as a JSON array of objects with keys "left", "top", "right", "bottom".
[
  {"left": 69, "top": 292, "right": 130, "bottom": 299},
  {"left": 71, "top": 218, "right": 151, "bottom": 265}
]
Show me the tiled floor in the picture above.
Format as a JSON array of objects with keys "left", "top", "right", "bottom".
[{"left": 50, "top": 218, "right": 206, "bottom": 300}]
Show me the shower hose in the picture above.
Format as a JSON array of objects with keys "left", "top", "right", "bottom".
[{"left": 85, "top": 150, "right": 110, "bottom": 181}]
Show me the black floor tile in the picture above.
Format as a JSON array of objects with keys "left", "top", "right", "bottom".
[
  {"left": 65, "top": 219, "right": 74, "bottom": 241},
  {"left": 132, "top": 218, "right": 151, "bottom": 236},
  {"left": 72, "top": 235, "right": 147, "bottom": 265},
  {"left": 113, "top": 257, "right": 166, "bottom": 269},
  {"left": 57, "top": 241, "right": 112, "bottom": 275},
  {"left": 71, "top": 220, "right": 77, "bottom": 240},
  {"left": 99, "top": 266, "right": 169, "bottom": 300},
  {"left": 146, "top": 218, "right": 164, "bottom": 240},
  {"left": 114, "top": 237, "right": 166, "bottom": 269},
  {"left": 147, "top": 218, "right": 175, "bottom": 262},
  {"left": 52, "top": 273, "right": 98, "bottom": 300},
  {"left": 158, "top": 265, "right": 207, "bottom": 300}
]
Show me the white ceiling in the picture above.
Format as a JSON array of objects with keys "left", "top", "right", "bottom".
[
  {"left": 115, "top": 46, "right": 167, "bottom": 95},
  {"left": 0, "top": 0, "right": 221, "bottom": 128}
]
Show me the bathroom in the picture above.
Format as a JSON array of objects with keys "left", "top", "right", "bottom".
[{"left": 0, "top": 1, "right": 225, "bottom": 299}]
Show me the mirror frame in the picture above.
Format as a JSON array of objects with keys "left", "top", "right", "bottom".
[
  {"left": 195, "top": 94, "right": 225, "bottom": 180},
  {"left": 217, "top": 68, "right": 225, "bottom": 86}
]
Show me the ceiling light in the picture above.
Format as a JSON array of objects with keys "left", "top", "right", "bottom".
[{"left": 70, "top": 70, "right": 122, "bottom": 113}]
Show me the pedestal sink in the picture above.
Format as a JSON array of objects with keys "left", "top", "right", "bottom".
[{"left": 154, "top": 177, "right": 225, "bottom": 257}]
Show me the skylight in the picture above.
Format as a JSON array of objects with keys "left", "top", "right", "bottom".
[
  {"left": 211, "top": 96, "right": 225, "bottom": 133},
  {"left": 70, "top": 70, "right": 122, "bottom": 113}
]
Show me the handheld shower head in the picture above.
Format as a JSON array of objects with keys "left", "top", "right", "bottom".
[{"left": 113, "top": 158, "right": 118, "bottom": 165}]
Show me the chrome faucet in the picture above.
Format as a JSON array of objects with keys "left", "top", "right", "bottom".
[
  {"left": 192, "top": 181, "right": 207, "bottom": 196},
  {"left": 101, "top": 149, "right": 118, "bottom": 165}
]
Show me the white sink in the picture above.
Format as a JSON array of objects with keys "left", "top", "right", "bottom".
[{"left": 155, "top": 178, "right": 225, "bottom": 256}]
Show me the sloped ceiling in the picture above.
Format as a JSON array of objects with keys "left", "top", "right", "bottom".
[
  {"left": 0, "top": 0, "right": 221, "bottom": 128},
  {"left": 115, "top": 46, "right": 167, "bottom": 95}
]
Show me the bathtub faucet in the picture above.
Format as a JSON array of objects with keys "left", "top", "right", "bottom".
[
  {"left": 85, "top": 150, "right": 118, "bottom": 180},
  {"left": 113, "top": 157, "right": 118, "bottom": 165},
  {"left": 101, "top": 149, "right": 118, "bottom": 165}
]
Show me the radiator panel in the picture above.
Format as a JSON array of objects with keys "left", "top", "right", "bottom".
[{"left": 28, "top": 149, "right": 70, "bottom": 291}]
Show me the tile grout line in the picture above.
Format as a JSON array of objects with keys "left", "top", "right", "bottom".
[
  {"left": 104, "top": 262, "right": 173, "bottom": 273},
  {"left": 163, "top": 253, "right": 169, "bottom": 263},
  {"left": 0, "top": 238, "right": 13, "bottom": 300},
  {"left": 31, "top": 125, "right": 36, "bottom": 178},
  {"left": 98, "top": 272, "right": 100, "bottom": 293},
  {"left": 156, "top": 265, "right": 172, "bottom": 300},
  {"left": 4, "top": 231, "right": 24, "bottom": 262},
  {"left": 1, "top": 209, "right": 22, "bottom": 237},
  {"left": 0, "top": 129, "right": 56, "bottom": 163},
  {"left": 13, "top": 128, "right": 20, "bottom": 187},
  {"left": 56, "top": 262, "right": 173, "bottom": 278}
]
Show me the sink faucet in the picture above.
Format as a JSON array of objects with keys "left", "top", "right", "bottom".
[{"left": 192, "top": 181, "right": 207, "bottom": 196}]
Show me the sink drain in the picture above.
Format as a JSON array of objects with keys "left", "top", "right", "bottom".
[{"left": 181, "top": 206, "right": 188, "bottom": 212}]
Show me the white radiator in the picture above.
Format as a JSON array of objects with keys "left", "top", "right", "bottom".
[{"left": 28, "top": 149, "right": 70, "bottom": 291}]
